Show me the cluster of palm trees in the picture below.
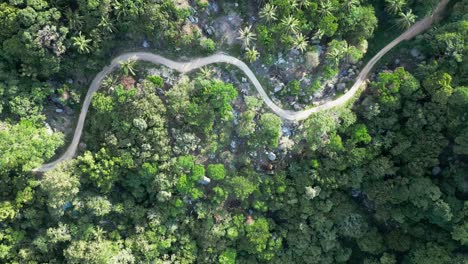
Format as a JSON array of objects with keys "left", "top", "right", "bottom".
[
  {"left": 237, "top": 26, "right": 259, "bottom": 62},
  {"left": 325, "top": 40, "right": 362, "bottom": 67},
  {"left": 69, "top": 14, "right": 116, "bottom": 54},
  {"left": 385, "top": 0, "right": 417, "bottom": 29},
  {"left": 261, "top": 4, "right": 309, "bottom": 53},
  {"left": 238, "top": 2, "right": 311, "bottom": 61}
]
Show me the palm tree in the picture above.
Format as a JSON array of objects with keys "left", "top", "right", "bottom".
[
  {"left": 238, "top": 26, "right": 257, "bottom": 48},
  {"left": 245, "top": 47, "right": 260, "bottom": 62},
  {"left": 343, "top": 0, "right": 359, "bottom": 11},
  {"left": 65, "top": 9, "right": 83, "bottom": 31},
  {"left": 293, "top": 33, "right": 308, "bottom": 53},
  {"left": 259, "top": 3, "right": 278, "bottom": 23},
  {"left": 318, "top": 0, "right": 334, "bottom": 16},
  {"left": 199, "top": 66, "right": 214, "bottom": 79},
  {"left": 385, "top": 0, "right": 406, "bottom": 15},
  {"left": 312, "top": 29, "right": 324, "bottom": 41},
  {"left": 98, "top": 16, "right": 115, "bottom": 34},
  {"left": 119, "top": 57, "right": 137, "bottom": 76},
  {"left": 326, "top": 45, "right": 345, "bottom": 66},
  {"left": 288, "top": 0, "right": 299, "bottom": 10},
  {"left": 71, "top": 32, "right": 92, "bottom": 54},
  {"left": 113, "top": 0, "right": 129, "bottom": 19},
  {"left": 92, "top": 226, "right": 106, "bottom": 242},
  {"left": 297, "top": 0, "right": 312, "bottom": 8},
  {"left": 102, "top": 76, "right": 117, "bottom": 91},
  {"left": 281, "top": 15, "right": 300, "bottom": 34},
  {"left": 396, "top": 10, "right": 417, "bottom": 29}
]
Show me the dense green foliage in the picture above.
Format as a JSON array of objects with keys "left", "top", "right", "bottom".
[{"left": 0, "top": 0, "right": 466, "bottom": 263}]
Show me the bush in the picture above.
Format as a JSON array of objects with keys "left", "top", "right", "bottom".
[
  {"left": 192, "top": 164, "right": 205, "bottom": 181},
  {"left": 207, "top": 164, "right": 226, "bottom": 180},
  {"left": 196, "top": 0, "right": 209, "bottom": 10},
  {"left": 177, "top": 155, "right": 195, "bottom": 172},
  {"left": 288, "top": 80, "right": 301, "bottom": 96},
  {"left": 323, "top": 65, "right": 338, "bottom": 80},
  {"left": 305, "top": 49, "right": 320, "bottom": 69},
  {"left": 200, "top": 38, "right": 216, "bottom": 54},
  {"left": 147, "top": 75, "right": 163, "bottom": 87},
  {"left": 307, "top": 79, "right": 322, "bottom": 95}
]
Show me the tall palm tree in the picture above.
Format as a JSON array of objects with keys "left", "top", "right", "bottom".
[
  {"left": 293, "top": 33, "right": 308, "bottom": 53},
  {"left": 318, "top": 0, "right": 335, "bottom": 16},
  {"left": 71, "top": 32, "right": 92, "bottom": 54},
  {"left": 297, "top": 0, "right": 312, "bottom": 8},
  {"left": 245, "top": 47, "right": 260, "bottom": 62},
  {"left": 238, "top": 26, "right": 257, "bottom": 48},
  {"left": 312, "top": 29, "right": 324, "bottom": 41},
  {"left": 385, "top": 0, "right": 406, "bottom": 15},
  {"left": 288, "top": 0, "right": 299, "bottom": 10},
  {"left": 326, "top": 44, "right": 345, "bottom": 66},
  {"left": 92, "top": 226, "right": 106, "bottom": 242},
  {"left": 281, "top": 15, "right": 300, "bottom": 34},
  {"left": 199, "top": 66, "right": 214, "bottom": 79},
  {"left": 343, "top": 0, "right": 359, "bottom": 11},
  {"left": 259, "top": 3, "right": 278, "bottom": 23},
  {"left": 98, "top": 16, "right": 115, "bottom": 34},
  {"left": 396, "top": 10, "right": 417, "bottom": 29},
  {"left": 119, "top": 57, "right": 137, "bottom": 76},
  {"left": 65, "top": 9, "right": 84, "bottom": 32}
]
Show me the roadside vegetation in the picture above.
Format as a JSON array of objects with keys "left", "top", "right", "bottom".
[{"left": 0, "top": 0, "right": 466, "bottom": 263}]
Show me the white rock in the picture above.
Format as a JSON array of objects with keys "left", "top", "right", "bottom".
[
  {"left": 44, "top": 122, "right": 53, "bottom": 135},
  {"left": 337, "top": 83, "right": 346, "bottom": 91},
  {"left": 230, "top": 140, "right": 237, "bottom": 149},
  {"left": 199, "top": 176, "right": 211, "bottom": 185},
  {"left": 274, "top": 84, "right": 283, "bottom": 93},
  {"left": 142, "top": 40, "right": 149, "bottom": 48},
  {"left": 282, "top": 126, "right": 292, "bottom": 137},
  {"left": 188, "top": 16, "right": 198, "bottom": 24},
  {"left": 55, "top": 108, "right": 63, "bottom": 113},
  {"left": 276, "top": 58, "right": 286, "bottom": 64},
  {"left": 267, "top": 152, "right": 277, "bottom": 161}
]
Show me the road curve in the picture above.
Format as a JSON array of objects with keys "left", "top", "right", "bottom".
[{"left": 34, "top": 0, "right": 448, "bottom": 173}]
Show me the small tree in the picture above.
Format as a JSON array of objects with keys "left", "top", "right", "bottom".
[
  {"left": 207, "top": 164, "right": 226, "bottom": 180},
  {"left": 238, "top": 26, "right": 257, "bottom": 48},
  {"left": 245, "top": 47, "right": 259, "bottom": 62},
  {"left": 119, "top": 57, "right": 137, "bottom": 76},
  {"left": 385, "top": 0, "right": 406, "bottom": 15},
  {"left": 293, "top": 33, "right": 308, "bottom": 53},
  {"left": 259, "top": 4, "right": 277, "bottom": 23},
  {"left": 71, "top": 32, "right": 92, "bottom": 54},
  {"left": 192, "top": 164, "right": 205, "bottom": 181},
  {"left": 280, "top": 15, "right": 299, "bottom": 34},
  {"left": 396, "top": 10, "right": 417, "bottom": 29},
  {"left": 219, "top": 249, "right": 237, "bottom": 264},
  {"left": 258, "top": 113, "right": 282, "bottom": 148}
]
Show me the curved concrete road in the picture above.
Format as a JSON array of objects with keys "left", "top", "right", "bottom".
[{"left": 34, "top": 0, "right": 448, "bottom": 173}]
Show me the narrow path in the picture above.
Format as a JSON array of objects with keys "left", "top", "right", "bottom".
[{"left": 34, "top": 0, "right": 449, "bottom": 173}]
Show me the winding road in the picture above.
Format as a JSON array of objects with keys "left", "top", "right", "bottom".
[{"left": 34, "top": 0, "right": 449, "bottom": 173}]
